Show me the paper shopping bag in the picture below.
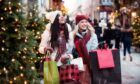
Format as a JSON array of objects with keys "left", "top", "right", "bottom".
[
  {"left": 97, "top": 49, "right": 115, "bottom": 69},
  {"left": 71, "top": 57, "right": 84, "bottom": 71}
]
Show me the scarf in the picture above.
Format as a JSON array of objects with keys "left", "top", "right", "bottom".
[
  {"left": 74, "top": 31, "right": 91, "bottom": 64},
  {"left": 55, "top": 30, "right": 67, "bottom": 62}
]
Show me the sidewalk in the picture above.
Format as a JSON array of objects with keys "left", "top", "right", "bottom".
[{"left": 120, "top": 48, "right": 140, "bottom": 84}]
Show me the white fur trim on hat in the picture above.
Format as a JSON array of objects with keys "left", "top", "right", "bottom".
[{"left": 47, "top": 11, "right": 62, "bottom": 23}]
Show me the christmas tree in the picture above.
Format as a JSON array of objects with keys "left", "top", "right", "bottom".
[
  {"left": 132, "top": 16, "right": 140, "bottom": 48},
  {"left": 0, "top": 0, "right": 44, "bottom": 83}
]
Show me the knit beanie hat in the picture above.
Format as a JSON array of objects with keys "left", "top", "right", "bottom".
[{"left": 75, "top": 15, "right": 88, "bottom": 25}]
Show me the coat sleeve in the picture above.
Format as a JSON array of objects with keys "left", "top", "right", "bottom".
[
  {"left": 87, "top": 33, "right": 98, "bottom": 51},
  {"left": 38, "top": 24, "right": 51, "bottom": 54}
]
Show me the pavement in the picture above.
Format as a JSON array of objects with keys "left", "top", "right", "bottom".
[{"left": 120, "top": 48, "right": 140, "bottom": 84}]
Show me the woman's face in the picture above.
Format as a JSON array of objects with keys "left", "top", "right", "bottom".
[
  {"left": 59, "top": 14, "right": 67, "bottom": 24},
  {"left": 78, "top": 19, "right": 88, "bottom": 31}
]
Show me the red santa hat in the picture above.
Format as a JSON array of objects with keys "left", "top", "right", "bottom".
[{"left": 75, "top": 15, "right": 88, "bottom": 25}]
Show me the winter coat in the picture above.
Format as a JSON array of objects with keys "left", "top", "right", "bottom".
[{"left": 39, "top": 23, "right": 74, "bottom": 66}]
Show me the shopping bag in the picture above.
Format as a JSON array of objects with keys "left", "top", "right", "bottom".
[
  {"left": 97, "top": 49, "right": 115, "bottom": 69},
  {"left": 89, "top": 49, "right": 121, "bottom": 84},
  {"left": 71, "top": 57, "right": 84, "bottom": 71},
  {"left": 59, "top": 64, "right": 80, "bottom": 83},
  {"left": 43, "top": 51, "right": 60, "bottom": 84}
]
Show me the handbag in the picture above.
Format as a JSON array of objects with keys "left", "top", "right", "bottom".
[
  {"left": 71, "top": 57, "right": 84, "bottom": 71},
  {"left": 43, "top": 51, "right": 60, "bottom": 84}
]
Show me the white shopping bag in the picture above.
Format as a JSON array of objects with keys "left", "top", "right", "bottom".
[{"left": 71, "top": 57, "right": 84, "bottom": 71}]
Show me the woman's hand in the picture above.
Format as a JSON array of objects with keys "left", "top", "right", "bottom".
[
  {"left": 44, "top": 47, "right": 53, "bottom": 54},
  {"left": 87, "top": 22, "right": 95, "bottom": 32}
]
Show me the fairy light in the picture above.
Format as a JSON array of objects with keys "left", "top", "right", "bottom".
[
  {"left": 1, "top": 47, "right": 5, "bottom": 51},
  {"left": 9, "top": 11, "right": 12, "bottom": 14},
  {"left": 9, "top": 7, "right": 11, "bottom": 10},
  {"left": 24, "top": 81, "right": 27, "bottom": 84},
  {"left": 18, "top": 51, "right": 21, "bottom": 54},
  {"left": 1, "top": 17, "right": 4, "bottom": 20},
  {"left": 2, "top": 40, "right": 5, "bottom": 43},
  {"left": 18, "top": 3, "right": 21, "bottom": 6},
  {"left": 13, "top": 77, "right": 17, "bottom": 80},
  {"left": 23, "top": 56, "right": 26, "bottom": 59},
  {"left": 3, "top": 67, "right": 6, "bottom": 71},
  {"left": 2, "top": 27, "right": 6, "bottom": 31},
  {"left": 9, "top": 80, "right": 13, "bottom": 84},
  {"left": 20, "top": 73, "right": 24, "bottom": 77},
  {"left": 15, "top": 18, "right": 18, "bottom": 22},
  {"left": 4, "top": 8, "right": 7, "bottom": 11},
  {"left": 24, "top": 48, "right": 27, "bottom": 51},
  {"left": 20, "top": 66, "right": 23, "bottom": 70},
  {"left": 31, "top": 66, "right": 35, "bottom": 70},
  {"left": 15, "top": 28, "right": 18, "bottom": 32},
  {"left": 8, "top": 1, "right": 11, "bottom": 4},
  {"left": 11, "top": 58, "right": 15, "bottom": 62}
]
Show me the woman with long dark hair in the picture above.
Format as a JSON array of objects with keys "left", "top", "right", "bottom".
[{"left": 39, "top": 11, "right": 73, "bottom": 66}]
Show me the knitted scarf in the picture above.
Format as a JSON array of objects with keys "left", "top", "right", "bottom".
[{"left": 74, "top": 31, "right": 91, "bottom": 64}]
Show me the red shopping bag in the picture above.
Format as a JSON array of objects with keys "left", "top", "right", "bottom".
[
  {"left": 97, "top": 49, "right": 115, "bottom": 69},
  {"left": 59, "top": 64, "right": 80, "bottom": 83}
]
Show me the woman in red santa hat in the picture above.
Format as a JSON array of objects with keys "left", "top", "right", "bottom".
[{"left": 73, "top": 14, "right": 98, "bottom": 84}]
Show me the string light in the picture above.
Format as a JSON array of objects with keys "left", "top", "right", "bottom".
[
  {"left": 3, "top": 67, "right": 6, "bottom": 71},
  {"left": 23, "top": 56, "right": 26, "bottom": 59},
  {"left": 9, "top": 80, "right": 13, "bottom": 84},
  {"left": 31, "top": 66, "right": 35, "bottom": 70},
  {"left": 20, "top": 73, "right": 24, "bottom": 77},
  {"left": 20, "top": 66, "right": 23, "bottom": 70},
  {"left": 9, "top": 7, "right": 11, "bottom": 10},
  {"left": 15, "top": 28, "right": 18, "bottom": 32},
  {"left": 9, "top": 11, "right": 12, "bottom": 14},
  {"left": 2, "top": 40, "right": 5, "bottom": 43},
  {"left": 13, "top": 77, "right": 17, "bottom": 80},
  {"left": 15, "top": 18, "right": 18, "bottom": 22},
  {"left": 11, "top": 58, "right": 15, "bottom": 62},
  {"left": 24, "top": 48, "right": 27, "bottom": 51},
  {"left": 2, "top": 27, "right": 6, "bottom": 31},
  {"left": 1, "top": 17, "right": 4, "bottom": 20},
  {"left": 24, "top": 81, "right": 27, "bottom": 84},
  {"left": 18, "top": 3, "right": 21, "bottom": 6},
  {"left": 4, "top": 8, "right": 7, "bottom": 11},
  {"left": 8, "top": 1, "right": 11, "bottom": 4},
  {"left": 1, "top": 47, "right": 5, "bottom": 51},
  {"left": 18, "top": 51, "right": 21, "bottom": 54}
]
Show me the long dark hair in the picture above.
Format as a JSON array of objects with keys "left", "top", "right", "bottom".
[{"left": 50, "top": 14, "right": 69, "bottom": 49}]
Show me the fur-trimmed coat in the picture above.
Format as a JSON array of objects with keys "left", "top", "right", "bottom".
[{"left": 39, "top": 23, "right": 74, "bottom": 66}]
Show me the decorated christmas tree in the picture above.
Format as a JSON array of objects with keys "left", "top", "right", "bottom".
[
  {"left": 132, "top": 16, "right": 140, "bottom": 48},
  {"left": 0, "top": 0, "right": 45, "bottom": 83}
]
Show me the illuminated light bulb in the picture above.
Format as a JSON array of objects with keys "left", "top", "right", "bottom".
[
  {"left": 20, "top": 73, "right": 24, "bottom": 77},
  {"left": 2, "top": 40, "right": 5, "bottom": 43},
  {"left": 15, "top": 29, "right": 18, "bottom": 32},
  {"left": 1, "top": 47, "right": 5, "bottom": 51},
  {"left": 18, "top": 51, "right": 21, "bottom": 54},
  {"left": 8, "top": 2, "right": 11, "bottom": 4},
  {"left": 9, "top": 11, "right": 12, "bottom": 14},
  {"left": 5, "top": 70, "right": 8, "bottom": 73},
  {"left": 4, "top": 8, "right": 7, "bottom": 11},
  {"left": 1, "top": 17, "right": 4, "bottom": 20},
  {"left": 9, "top": 7, "right": 11, "bottom": 10},
  {"left": 16, "top": 9, "right": 19, "bottom": 12},
  {"left": 24, "top": 81, "right": 27, "bottom": 84},
  {"left": 2, "top": 27, "right": 6, "bottom": 31},
  {"left": 37, "top": 32, "right": 40, "bottom": 34},
  {"left": 14, "top": 77, "right": 17, "bottom": 80},
  {"left": 23, "top": 56, "right": 26, "bottom": 59},
  {"left": 24, "top": 39, "right": 27, "bottom": 42},
  {"left": 7, "top": 48, "right": 9, "bottom": 51},
  {"left": 24, "top": 48, "right": 27, "bottom": 51},
  {"left": 31, "top": 66, "right": 35, "bottom": 70},
  {"left": 20, "top": 66, "right": 23, "bottom": 70},
  {"left": 11, "top": 58, "right": 15, "bottom": 62},
  {"left": 3, "top": 67, "right": 6, "bottom": 71},
  {"left": 9, "top": 80, "right": 13, "bottom": 84},
  {"left": 15, "top": 18, "right": 18, "bottom": 22},
  {"left": 18, "top": 3, "right": 21, "bottom": 6}
]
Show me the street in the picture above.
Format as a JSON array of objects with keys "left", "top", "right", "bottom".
[{"left": 120, "top": 48, "right": 140, "bottom": 84}]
